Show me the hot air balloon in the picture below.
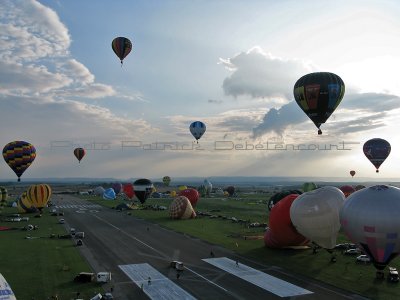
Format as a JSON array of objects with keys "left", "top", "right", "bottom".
[
  {"left": 179, "top": 188, "right": 200, "bottom": 207},
  {"left": 363, "top": 138, "right": 391, "bottom": 173},
  {"left": 355, "top": 184, "right": 366, "bottom": 191},
  {"left": 73, "top": 147, "right": 86, "bottom": 163},
  {"left": 0, "top": 187, "right": 7, "bottom": 213},
  {"left": 112, "top": 182, "right": 122, "bottom": 194},
  {"left": 103, "top": 188, "right": 116, "bottom": 200},
  {"left": 264, "top": 194, "right": 309, "bottom": 248},
  {"left": 169, "top": 196, "right": 196, "bottom": 219},
  {"left": 133, "top": 179, "right": 153, "bottom": 204},
  {"left": 94, "top": 186, "right": 105, "bottom": 196},
  {"left": 122, "top": 183, "right": 135, "bottom": 199},
  {"left": 225, "top": 186, "right": 235, "bottom": 196},
  {"left": 290, "top": 186, "right": 345, "bottom": 250},
  {"left": 340, "top": 185, "right": 356, "bottom": 198},
  {"left": 350, "top": 170, "right": 356, "bottom": 177},
  {"left": 178, "top": 185, "right": 187, "bottom": 191},
  {"left": 170, "top": 190, "right": 177, "bottom": 198},
  {"left": 111, "top": 37, "right": 132, "bottom": 66},
  {"left": 26, "top": 184, "right": 52, "bottom": 210},
  {"left": 189, "top": 121, "right": 206, "bottom": 143},
  {"left": 17, "top": 191, "right": 38, "bottom": 213},
  {"left": 204, "top": 179, "right": 212, "bottom": 197},
  {"left": 294, "top": 72, "right": 345, "bottom": 135},
  {"left": 302, "top": 182, "right": 317, "bottom": 192},
  {"left": 3, "top": 141, "right": 36, "bottom": 181},
  {"left": 340, "top": 185, "right": 400, "bottom": 278},
  {"left": 163, "top": 176, "right": 171, "bottom": 186},
  {"left": 268, "top": 190, "right": 303, "bottom": 211}
]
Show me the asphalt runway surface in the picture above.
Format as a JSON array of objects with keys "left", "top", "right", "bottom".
[{"left": 52, "top": 194, "right": 368, "bottom": 300}]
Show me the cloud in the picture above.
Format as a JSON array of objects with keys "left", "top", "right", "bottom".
[
  {"left": 208, "top": 99, "right": 223, "bottom": 104},
  {"left": 330, "top": 112, "right": 387, "bottom": 135},
  {"left": 0, "top": 0, "right": 117, "bottom": 99},
  {"left": 252, "top": 101, "right": 307, "bottom": 137},
  {"left": 220, "top": 47, "right": 313, "bottom": 99},
  {"left": 341, "top": 93, "right": 400, "bottom": 112}
]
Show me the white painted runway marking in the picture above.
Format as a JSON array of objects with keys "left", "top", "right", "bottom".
[
  {"left": 202, "top": 257, "right": 313, "bottom": 297},
  {"left": 54, "top": 204, "right": 102, "bottom": 209},
  {"left": 119, "top": 263, "right": 196, "bottom": 300}
]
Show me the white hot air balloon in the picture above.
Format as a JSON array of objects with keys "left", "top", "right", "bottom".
[{"left": 290, "top": 186, "right": 345, "bottom": 250}]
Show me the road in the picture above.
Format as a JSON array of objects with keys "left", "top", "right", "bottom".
[{"left": 52, "top": 194, "right": 367, "bottom": 300}]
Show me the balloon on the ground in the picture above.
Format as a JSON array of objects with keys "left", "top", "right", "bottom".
[
  {"left": 340, "top": 185, "right": 356, "bottom": 198},
  {"left": 0, "top": 187, "right": 7, "bottom": 213},
  {"left": 26, "top": 184, "right": 52, "bottom": 209},
  {"left": 3, "top": 141, "right": 36, "bottom": 181},
  {"left": 290, "top": 186, "right": 345, "bottom": 249},
  {"left": 294, "top": 72, "right": 345, "bottom": 135},
  {"left": 302, "top": 182, "right": 317, "bottom": 192},
  {"left": 122, "top": 183, "right": 135, "bottom": 199},
  {"left": 133, "top": 179, "right": 154, "bottom": 204},
  {"left": 178, "top": 185, "right": 187, "bottom": 191},
  {"left": 103, "top": 188, "right": 116, "bottom": 200},
  {"left": 111, "top": 37, "right": 132, "bottom": 65},
  {"left": 112, "top": 182, "right": 122, "bottom": 194},
  {"left": 189, "top": 121, "right": 206, "bottom": 142},
  {"left": 225, "top": 186, "right": 235, "bottom": 196},
  {"left": 204, "top": 179, "right": 212, "bottom": 196},
  {"left": 170, "top": 190, "right": 177, "bottom": 197},
  {"left": 350, "top": 170, "right": 356, "bottom": 177},
  {"left": 94, "top": 186, "right": 105, "bottom": 196},
  {"left": 264, "top": 194, "right": 308, "bottom": 248},
  {"left": 17, "top": 191, "right": 38, "bottom": 213},
  {"left": 163, "top": 176, "right": 171, "bottom": 186},
  {"left": 355, "top": 184, "right": 366, "bottom": 191},
  {"left": 340, "top": 185, "right": 400, "bottom": 271},
  {"left": 169, "top": 196, "right": 196, "bottom": 219},
  {"left": 179, "top": 188, "right": 200, "bottom": 207},
  {"left": 73, "top": 147, "right": 85, "bottom": 163},
  {"left": 363, "top": 138, "right": 391, "bottom": 173},
  {"left": 268, "top": 190, "right": 303, "bottom": 211}
]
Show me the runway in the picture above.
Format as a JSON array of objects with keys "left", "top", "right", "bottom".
[{"left": 52, "top": 194, "right": 366, "bottom": 300}]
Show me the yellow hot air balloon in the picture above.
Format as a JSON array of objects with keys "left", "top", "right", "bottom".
[
  {"left": 170, "top": 190, "right": 177, "bottom": 197},
  {"left": 26, "top": 184, "right": 51, "bottom": 210},
  {"left": 169, "top": 196, "right": 196, "bottom": 219},
  {"left": 178, "top": 185, "right": 187, "bottom": 191},
  {"left": 17, "top": 191, "right": 38, "bottom": 213}
]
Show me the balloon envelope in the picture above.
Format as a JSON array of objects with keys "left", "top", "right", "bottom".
[
  {"left": 94, "top": 186, "right": 105, "bottom": 196},
  {"left": 350, "top": 170, "right": 356, "bottom": 177},
  {"left": 294, "top": 72, "right": 345, "bottom": 134},
  {"left": 3, "top": 141, "right": 36, "bottom": 181},
  {"left": 178, "top": 188, "right": 200, "bottom": 207},
  {"left": 340, "top": 185, "right": 400, "bottom": 270},
  {"left": 111, "top": 37, "right": 132, "bottom": 64},
  {"left": 363, "top": 138, "right": 391, "bottom": 173},
  {"left": 265, "top": 194, "right": 308, "bottom": 248},
  {"left": 103, "top": 188, "right": 116, "bottom": 200},
  {"left": 225, "top": 186, "right": 235, "bottom": 196},
  {"left": 133, "top": 179, "right": 154, "bottom": 204},
  {"left": 302, "top": 182, "right": 317, "bottom": 192},
  {"left": 163, "top": 176, "right": 171, "bottom": 186},
  {"left": 268, "top": 190, "right": 303, "bottom": 211},
  {"left": 340, "top": 185, "right": 356, "bottom": 198},
  {"left": 112, "top": 183, "right": 122, "bottom": 194},
  {"left": 73, "top": 147, "right": 85, "bottom": 163},
  {"left": 122, "top": 183, "right": 135, "bottom": 199},
  {"left": 26, "top": 184, "right": 52, "bottom": 209},
  {"left": 17, "top": 191, "right": 38, "bottom": 213},
  {"left": 169, "top": 196, "right": 196, "bottom": 219},
  {"left": 290, "top": 186, "right": 345, "bottom": 249},
  {"left": 189, "top": 121, "right": 206, "bottom": 141}
]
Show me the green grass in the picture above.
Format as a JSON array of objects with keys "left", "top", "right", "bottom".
[
  {"left": 86, "top": 194, "right": 400, "bottom": 300},
  {"left": 0, "top": 207, "right": 105, "bottom": 300}
]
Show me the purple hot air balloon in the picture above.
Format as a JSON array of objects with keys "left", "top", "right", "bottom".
[{"left": 112, "top": 182, "right": 122, "bottom": 195}]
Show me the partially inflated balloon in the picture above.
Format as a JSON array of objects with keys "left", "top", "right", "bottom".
[
  {"left": 264, "top": 194, "right": 308, "bottom": 248},
  {"left": 294, "top": 72, "right": 345, "bottom": 134},
  {"left": 3, "top": 141, "right": 36, "bottom": 181},
  {"left": 133, "top": 179, "right": 153, "bottom": 204},
  {"left": 163, "top": 176, "right": 171, "bottom": 186},
  {"left": 0, "top": 186, "right": 7, "bottom": 213},
  {"left": 268, "top": 190, "right": 303, "bottom": 211},
  {"left": 112, "top": 183, "right": 122, "bottom": 194},
  {"left": 103, "top": 188, "right": 116, "bottom": 200},
  {"left": 178, "top": 185, "right": 187, "bottom": 191},
  {"left": 302, "top": 182, "right": 317, "bottom": 192},
  {"left": 340, "top": 185, "right": 355, "bottom": 198},
  {"left": 204, "top": 179, "right": 212, "bottom": 196},
  {"left": 17, "top": 191, "right": 38, "bottom": 214},
  {"left": 225, "top": 186, "right": 235, "bottom": 196},
  {"left": 179, "top": 188, "right": 200, "bottom": 207},
  {"left": 290, "top": 186, "right": 345, "bottom": 249},
  {"left": 169, "top": 196, "right": 196, "bottom": 219},
  {"left": 341, "top": 185, "right": 400, "bottom": 271},
  {"left": 122, "top": 183, "right": 135, "bottom": 199},
  {"left": 111, "top": 37, "right": 132, "bottom": 65},
  {"left": 74, "top": 148, "right": 85, "bottom": 163},
  {"left": 363, "top": 138, "right": 391, "bottom": 173}
]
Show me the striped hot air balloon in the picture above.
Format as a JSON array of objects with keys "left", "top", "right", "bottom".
[
  {"left": 0, "top": 187, "right": 7, "bottom": 214},
  {"left": 189, "top": 121, "right": 206, "bottom": 143},
  {"left": 73, "top": 147, "right": 86, "bottom": 163},
  {"left": 112, "top": 37, "right": 132, "bottom": 66},
  {"left": 17, "top": 191, "right": 38, "bottom": 214},
  {"left": 26, "top": 184, "right": 52, "bottom": 210},
  {"left": 3, "top": 141, "right": 36, "bottom": 181}
]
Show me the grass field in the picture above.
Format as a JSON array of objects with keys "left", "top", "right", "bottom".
[
  {"left": 86, "top": 193, "right": 400, "bottom": 300},
  {"left": 0, "top": 207, "right": 105, "bottom": 300}
]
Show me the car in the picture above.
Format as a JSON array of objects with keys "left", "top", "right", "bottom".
[
  {"left": 70, "top": 228, "right": 76, "bottom": 235},
  {"left": 170, "top": 261, "right": 184, "bottom": 271},
  {"left": 356, "top": 255, "right": 371, "bottom": 263},
  {"left": 58, "top": 218, "right": 65, "bottom": 224},
  {"left": 344, "top": 248, "right": 361, "bottom": 255},
  {"left": 76, "top": 239, "right": 83, "bottom": 246},
  {"left": 388, "top": 267, "right": 399, "bottom": 282}
]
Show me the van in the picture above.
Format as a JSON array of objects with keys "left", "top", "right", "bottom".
[
  {"left": 389, "top": 267, "right": 399, "bottom": 282},
  {"left": 75, "top": 232, "right": 84, "bottom": 238},
  {"left": 70, "top": 228, "right": 76, "bottom": 235},
  {"left": 74, "top": 272, "right": 94, "bottom": 283},
  {"left": 97, "top": 272, "right": 112, "bottom": 283}
]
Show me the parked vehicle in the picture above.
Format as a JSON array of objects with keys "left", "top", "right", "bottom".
[
  {"left": 96, "top": 272, "right": 112, "bottom": 283},
  {"left": 170, "top": 260, "right": 184, "bottom": 271},
  {"left": 75, "top": 231, "right": 84, "bottom": 238},
  {"left": 388, "top": 267, "right": 399, "bottom": 282},
  {"left": 58, "top": 218, "right": 65, "bottom": 224},
  {"left": 356, "top": 255, "right": 371, "bottom": 263},
  {"left": 344, "top": 248, "right": 361, "bottom": 255},
  {"left": 74, "top": 272, "right": 95, "bottom": 283}
]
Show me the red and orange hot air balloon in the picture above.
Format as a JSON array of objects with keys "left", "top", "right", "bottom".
[{"left": 73, "top": 147, "right": 86, "bottom": 163}]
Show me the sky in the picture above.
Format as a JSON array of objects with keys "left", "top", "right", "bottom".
[{"left": 1, "top": 0, "right": 400, "bottom": 181}]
